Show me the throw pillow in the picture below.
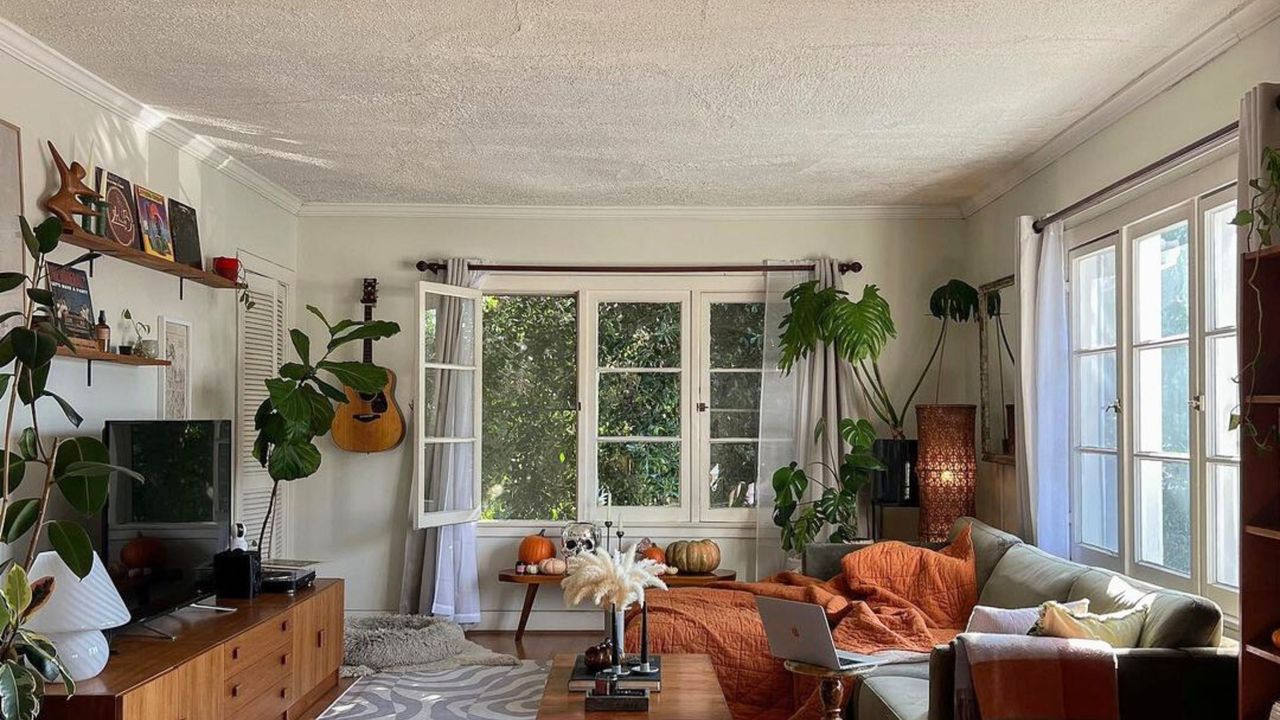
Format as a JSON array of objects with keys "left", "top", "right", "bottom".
[
  {"left": 840, "top": 524, "right": 977, "bottom": 628},
  {"left": 1029, "top": 600, "right": 1147, "bottom": 648},
  {"left": 965, "top": 599, "right": 1090, "bottom": 635}
]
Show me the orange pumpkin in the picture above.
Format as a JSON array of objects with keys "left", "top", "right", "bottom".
[
  {"left": 121, "top": 533, "right": 166, "bottom": 569},
  {"left": 640, "top": 545, "right": 666, "bottom": 564},
  {"left": 665, "top": 539, "right": 720, "bottom": 574},
  {"left": 518, "top": 530, "right": 557, "bottom": 565}
]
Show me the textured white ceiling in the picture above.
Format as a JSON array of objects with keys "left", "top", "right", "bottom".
[{"left": 0, "top": 1, "right": 1254, "bottom": 206}]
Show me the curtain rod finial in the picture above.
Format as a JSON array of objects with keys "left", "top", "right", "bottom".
[
  {"left": 839, "top": 261, "right": 863, "bottom": 274},
  {"left": 416, "top": 260, "right": 447, "bottom": 273}
]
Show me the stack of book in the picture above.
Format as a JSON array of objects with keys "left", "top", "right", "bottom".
[{"left": 568, "top": 655, "right": 663, "bottom": 692}]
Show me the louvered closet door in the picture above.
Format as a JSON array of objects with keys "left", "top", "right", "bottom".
[{"left": 237, "top": 271, "right": 290, "bottom": 557}]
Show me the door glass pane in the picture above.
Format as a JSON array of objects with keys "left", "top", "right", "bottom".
[
  {"left": 1206, "top": 201, "right": 1239, "bottom": 331},
  {"left": 1210, "top": 463, "right": 1240, "bottom": 588},
  {"left": 709, "top": 442, "right": 758, "bottom": 509},
  {"left": 710, "top": 372, "right": 762, "bottom": 438},
  {"left": 1134, "top": 221, "right": 1190, "bottom": 343},
  {"left": 598, "top": 302, "right": 681, "bottom": 368},
  {"left": 481, "top": 295, "right": 578, "bottom": 521},
  {"left": 1073, "top": 247, "right": 1116, "bottom": 350},
  {"left": 1208, "top": 334, "right": 1239, "bottom": 459},
  {"left": 710, "top": 302, "right": 765, "bottom": 368},
  {"left": 1136, "top": 458, "right": 1191, "bottom": 576},
  {"left": 1135, "top": 343, "right": 1189, "bottom": 454},
  {"left": 599, "top": 372, "right": 680, "bottom": 436},
  {"left": 598, "top": 441, "right": 680, "bottom": 507},
  {"left": 422, "top": 291, "right": 476, "bottom": 365},
  {"left": 1076, "top": 351, "right": 1117, "bottom": 449},
  {"left": 1077, "top": 451, "right": 1118, "bottom": 552}
]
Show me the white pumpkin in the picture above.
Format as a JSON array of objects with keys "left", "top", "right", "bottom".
[{"left": 538, "top": 557, "right": 568, "bottom": 575}]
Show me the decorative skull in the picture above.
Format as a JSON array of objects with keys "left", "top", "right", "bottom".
[{"left": 560, "top": 522, "right": 599, "bottom": 558}]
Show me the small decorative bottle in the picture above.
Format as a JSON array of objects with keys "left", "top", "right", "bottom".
[{"left": 94, "top": 311, "right": 111, "bottom": 352}]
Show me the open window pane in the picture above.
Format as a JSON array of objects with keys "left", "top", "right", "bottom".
[
  {"left": 423, "top": 293, "right": 476, "bottom": 366},
  {"left": 1135, "top": 343, "right": 1189, "bottom": 455},
  {"left": 1134, "top": 221, "right": 1190, "bottom": 343},
  {"left": 1076, "top": 351, "right": 1117, "bottom": 449},
  {"left": 421, "top": 441, "right": 477, "bottom": 515},
  {"left": 1077, "top": 451, "right": 1118, "bottom": 552},
  {"left": 1209, "top": 462, "right": 1239, "bottom": 588},
  {"left": 1136, "top": 458, "right": 1191, "bottom": 576},
  {"left": 1073, "top": 248, "right": 1116, "bottom": 350},
  {"left": 481, "top": 294, "right": 578, "bottom": 521},
  {"left": 422, "top": 368, "right": 476, "bottom": 438},
  {"left": 598, "top": 441, "right": 680, "bottom": 507},
  {"left": 599, "top": 372, "right": 680, "bottom": 437},
  {"left": 1207, "top": 334, "right": 1239, "bottom": 459},
  {"left": 598, "top": 302, "right": 681, "bottom": 368}
]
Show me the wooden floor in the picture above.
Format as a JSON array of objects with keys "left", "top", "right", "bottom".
[{"left": 467, "top": 631, "right": 603, "bottom": 660}]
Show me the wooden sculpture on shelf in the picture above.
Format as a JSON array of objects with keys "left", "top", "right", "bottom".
[{"left": 41, "top": 141, "right": 101, "bottom": 227}]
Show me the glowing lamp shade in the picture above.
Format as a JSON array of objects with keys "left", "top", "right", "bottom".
[
  {"left": 25, "top": 551, "right": 130, "bottom": 681},
  {"left": 916, "top": 404, "right": 977, "bottom": 543}
]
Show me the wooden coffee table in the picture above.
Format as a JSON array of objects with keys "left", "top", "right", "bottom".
[
  {"left": 537, "top": 653, "right": 731, "bottom": 720},
  {"left": 499, "top": 568, "right": 736, "bottom": 642}
]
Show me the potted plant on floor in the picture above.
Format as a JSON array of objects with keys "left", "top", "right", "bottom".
[{"left": 1, "top": 216, "right": 146, "bottom": 717}]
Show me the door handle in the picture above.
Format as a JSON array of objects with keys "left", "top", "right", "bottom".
[{"left": 317, "top": 628, "right": 326, "bottom": 648}]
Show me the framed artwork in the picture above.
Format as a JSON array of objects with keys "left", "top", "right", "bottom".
[
  {"left": 1, "top": 119, "right": 23, "bottom": 338},
  {"left": 94, "top": 168, "right": 141, "bottom": 250},
  {"left": 158, "top": 316, "right": 191, "bottom": 419},
  {"left": 167, "top": 198, "right": 202, "bottom": 270},
  {"left": 134, "top": 185, "right": 174, "bottom": 261},
  {"left": 46, "top": 263, "right": 95, "bottom": 340}
]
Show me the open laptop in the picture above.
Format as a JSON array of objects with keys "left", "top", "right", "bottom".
[{"left": 755, "top": 596, "right": 887, "bottom": 670}]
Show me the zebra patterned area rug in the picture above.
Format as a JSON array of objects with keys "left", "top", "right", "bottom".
[{"left": 320, "top": 660, "right": 550, "bottom": 720}]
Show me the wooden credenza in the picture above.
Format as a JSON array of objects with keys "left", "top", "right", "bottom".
[{"left": 39, "top": 578, "right": 344, "bottom": 720}]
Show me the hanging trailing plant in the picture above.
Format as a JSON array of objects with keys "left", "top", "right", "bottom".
[{"left": 1230, "top": 146, "right": 1280, "bottom": 450}]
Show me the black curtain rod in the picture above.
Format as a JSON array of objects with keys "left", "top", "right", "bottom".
[
  {"left": 1033, "top": 121, "right": 1241, "bottom": 234},
  {"left": 414, "top": 260, "right": 863, "bottom": 275}
]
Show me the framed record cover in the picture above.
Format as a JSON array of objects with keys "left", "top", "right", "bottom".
[
  {"left": 94, "top": 168, "right": 141, "bottom": 250},
  {"left": 134, "top": 184, "right": 174, "bottom": 261},
  {"left": 47, "top": 263, "right": 95, "bottom": 340},
  {"left": 168, "top": 198, "right": 202, "bottom": 269}
]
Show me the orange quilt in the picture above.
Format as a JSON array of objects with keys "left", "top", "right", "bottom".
[{"left": 624, "top": 527, "right": 977, "bottom": 720}]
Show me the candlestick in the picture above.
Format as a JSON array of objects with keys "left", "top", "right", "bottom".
[
  {"left": 635, "top": 602, "right": 654, "bottom": 673},
  {"left": 604, "top": 521, "right": 613, "bottom": 554}
]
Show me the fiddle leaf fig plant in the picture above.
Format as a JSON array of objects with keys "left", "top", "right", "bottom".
[
  {"left": 2, "top": 216, "right": 146, "bottom": 718},
  {"left": 250, "top": 305, "right": 399, "bottom": 550}
]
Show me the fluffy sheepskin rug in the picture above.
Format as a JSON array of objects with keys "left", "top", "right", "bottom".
[{"left": 341, "top": 615, "right": 517, "bottom": 678}]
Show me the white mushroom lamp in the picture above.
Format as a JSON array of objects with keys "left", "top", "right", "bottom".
[{"left": 24, "top": 551, "right": 130, "bottom": 681}]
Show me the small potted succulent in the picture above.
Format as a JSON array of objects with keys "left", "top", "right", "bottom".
[{"left": 121, "top": 308, "right": 156, "bottom": 358}]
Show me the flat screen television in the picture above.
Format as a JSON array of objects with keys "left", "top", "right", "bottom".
[{"left": 101, "top": 420, "right": 233, "bottom": 625}]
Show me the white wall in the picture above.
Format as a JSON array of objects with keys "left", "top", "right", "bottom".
[
  {"left": 293, "top": 213, "right": 976, "bottom": 623},
  {"left": 0, "top": 48, "right": 299, "bottom": 547}
]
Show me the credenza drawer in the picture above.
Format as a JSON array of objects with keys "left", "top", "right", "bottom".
[
  {"left": 232, "top": 677, "right": 293, "bottom": 720},
  {"left": 225, "top": 644, "right": 292, "bottom": 713},
  {"left": 224, "top": 613, "right": 293, "bottom": 676}
]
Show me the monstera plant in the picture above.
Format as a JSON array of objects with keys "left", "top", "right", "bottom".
[
  {"left": 250, "top": 306, "right": 399, "bottom": 550},
  {"left": 1, "top": 216, "right": 145, "bottom": 719}
]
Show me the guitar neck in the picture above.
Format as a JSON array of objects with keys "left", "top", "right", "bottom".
[{"left": 363, "top": 304, "right": 373, "bottom": 364}]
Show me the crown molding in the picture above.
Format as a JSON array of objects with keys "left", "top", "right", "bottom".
[
  {"left": 296, "top": 202, "right": 964, "bottom": 221},
  {"left": 0, "top": 18, "right": 304, "bottom": 215},
  {"left": 959, "top": 0, "right": 1280, "bottom": 218}
]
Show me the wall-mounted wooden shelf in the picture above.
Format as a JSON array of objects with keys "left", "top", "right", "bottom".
[
  {"left": 54, "top": 346, "right": 168, "bottom": 385},
  {"left": 59, "top": 226, "right": 245, "bottom": 293}
]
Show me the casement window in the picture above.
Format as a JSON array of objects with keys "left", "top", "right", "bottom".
[
  {"left": 1067, "top": 153, "right": 1238, "bottom": 615},
  {"left": 236, "top": 257, "right": 293, "bottom": 557},
  {"left": 466, "top": 275, "right": 766, "bottom": 526}
]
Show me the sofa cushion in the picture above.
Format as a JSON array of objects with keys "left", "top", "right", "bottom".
[
  {"left": 948, "top": 518, "right": 1023, "bottom": 593},
  {"left": 1068, "top": 569, "right": 1223, "bottom": 648},
  {"left": 856, "top": 675, "right": 929, "bottom": 720},
  {"left": 978, "top": 544, "right": 1088, "bottom": 608}
]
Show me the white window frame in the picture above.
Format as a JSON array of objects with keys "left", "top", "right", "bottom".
[
  {"left": 413, "top": 280, "right": 484, "bottom": 529},
  {"left": 1065, "top": 149, "right": 1239, "bottom": 613},
  {"left": 474, "top": 274, "right": 765, "bottom": 529},
  {"left": 698, "top": 291, "right": 769, "bottom": 523}
]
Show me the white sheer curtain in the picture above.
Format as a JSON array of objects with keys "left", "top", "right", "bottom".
[
  {"left": 400, "top": 259, "right": 484, "bottom": 622},
  {"left": 1239, "top": 83, "right": 1280, "bottom": 252},
  {"left": 1016, "top": 218, "right": 1070, "bottom": 556}
]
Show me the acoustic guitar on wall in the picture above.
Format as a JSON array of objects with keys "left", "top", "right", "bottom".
[{"left": 331, "top": 278, "right": 406, "bottom": 452}]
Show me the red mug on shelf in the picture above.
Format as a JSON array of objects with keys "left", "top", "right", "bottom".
[{"left": 213, "top": 257, "right": 241, "bottom": 282}]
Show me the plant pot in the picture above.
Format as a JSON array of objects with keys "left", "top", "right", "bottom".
[
  {"left": 134, "top": 339, "right": 159, "bottom": 359},
  {"left": 872, "top": 438, "right": 918, "bottom": 506},
  {"left": 916, "top": 404, "right": 977, "bottom": 543}
]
